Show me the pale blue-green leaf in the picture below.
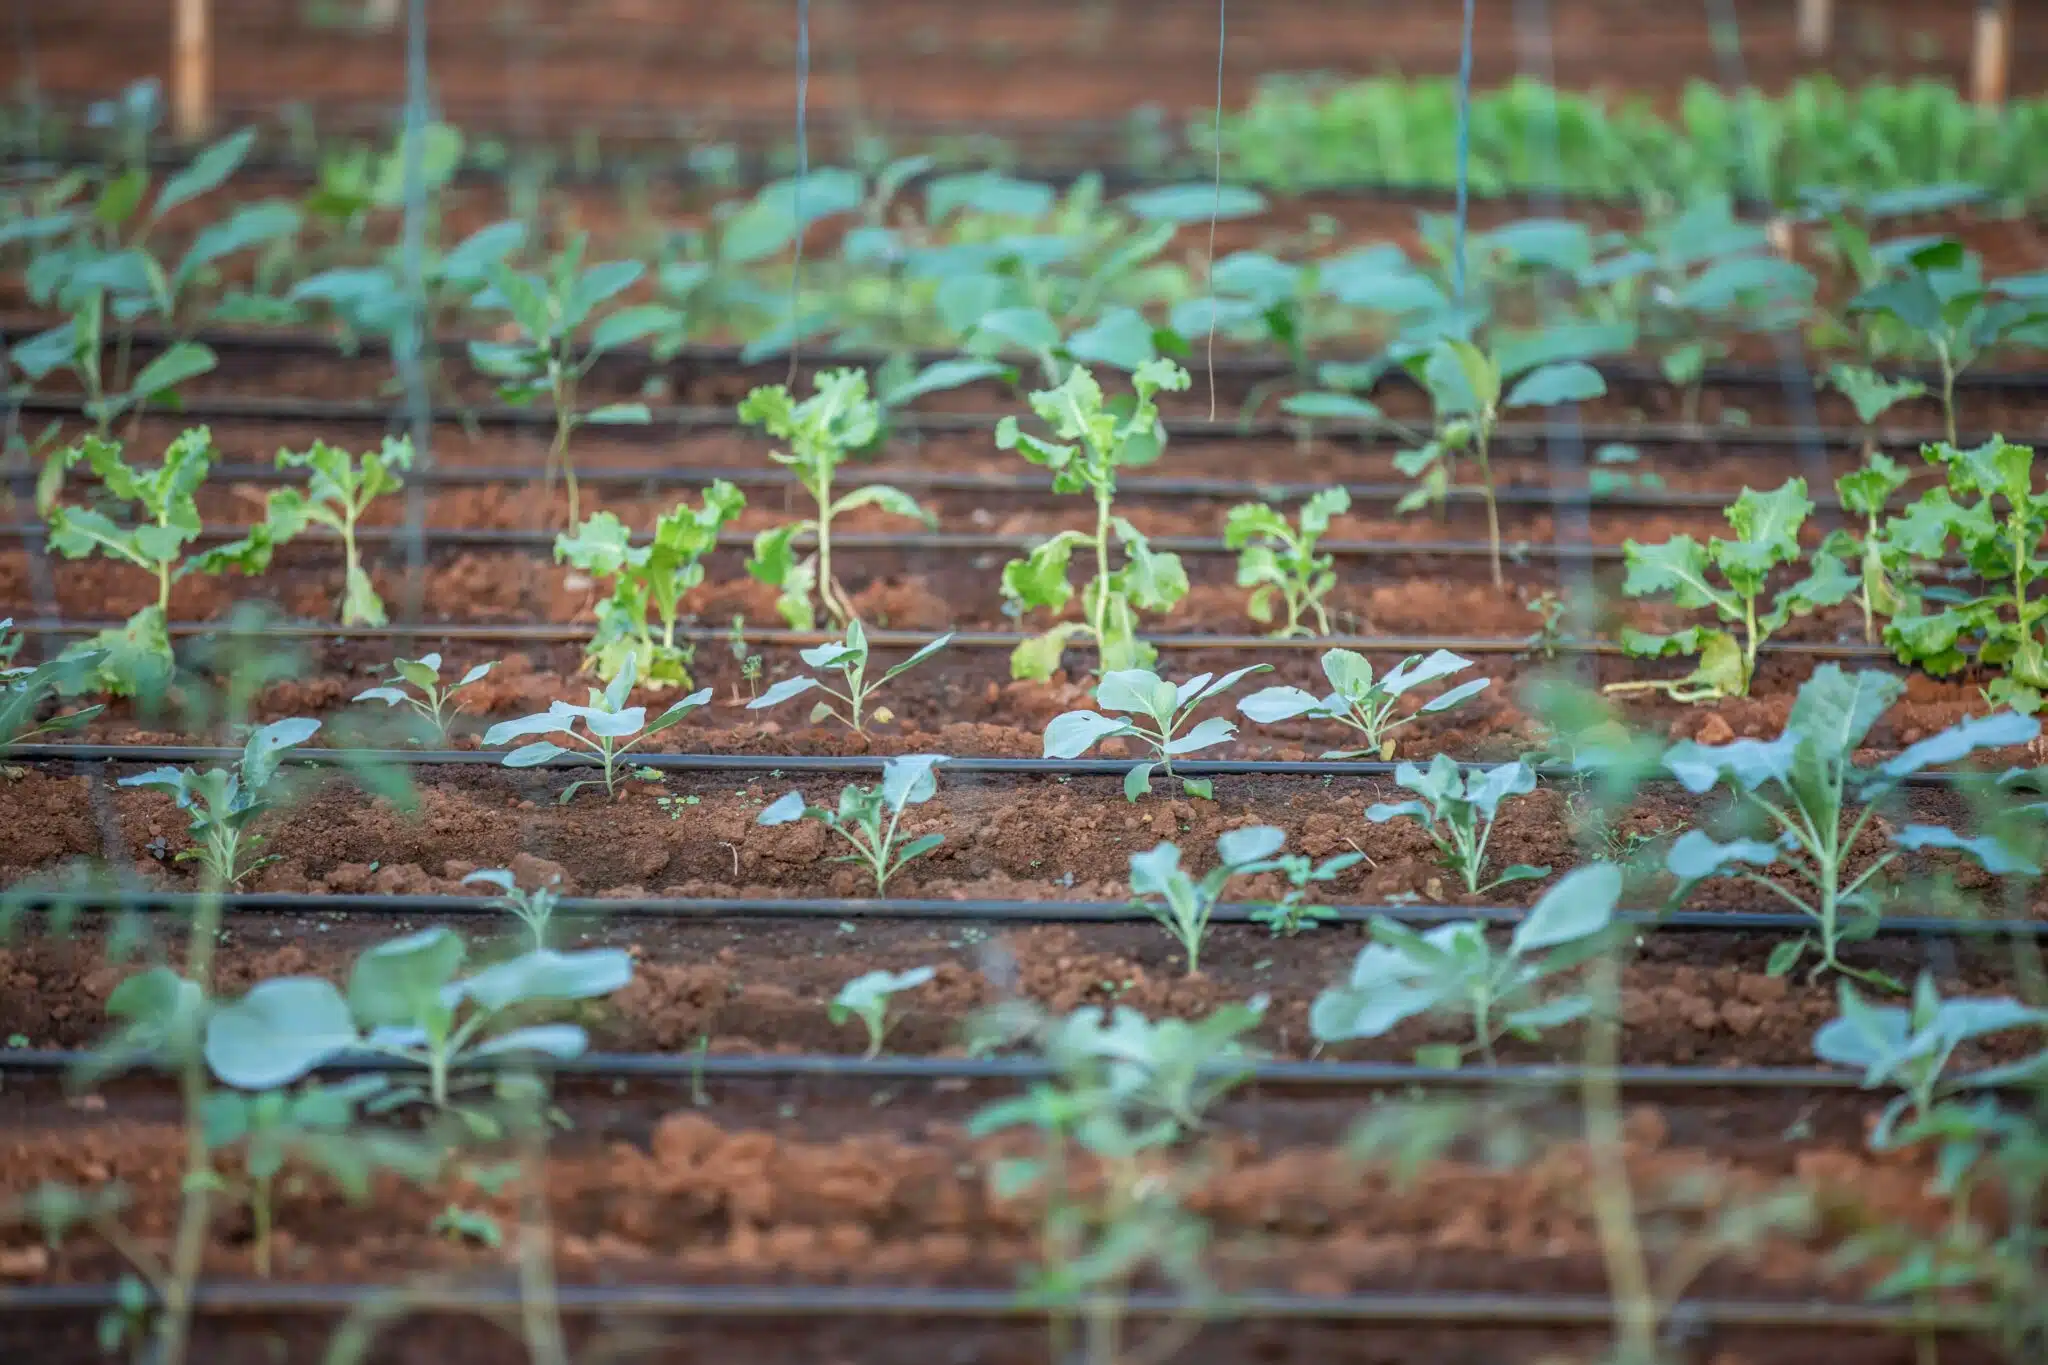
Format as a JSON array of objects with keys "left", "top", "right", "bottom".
[
  {"left": 758, "top": 790, "right": 808, "bottom": 825},
  {"left": 205, "top": 977, "right": 357, "bottom": 1090},
  {"left": 1165, "top": 715, "right": 1236, "bottom": 756},
  {"left": 1509, "top": 863, "right": 1620, "bottom": 956},
  {"left": 1122, "top": 184, "right": 1267, "bottom": 223},
  {"left": 1666, "top": 829, "right": 1784, "bottom": 883},
  {"left": 1043, "top": 709, "right": 1132, "bottom": 759},
  {"left": 460, "top": 948, "right": 633, "bottom": 1011}
]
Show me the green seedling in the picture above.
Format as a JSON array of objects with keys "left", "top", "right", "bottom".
[
  {"left": 758, "top": 754, "right": 947, "bottom": 892},
  {"left": 1825, "top": 363, "right": 1928, "bottom": 458},
  {"left": 1881, "top": 438, "right": 2048, "bottom": 713},
  {"left": 4, "top": 1182, "right": 164, "bottom": 1355},
  {"left": 41, "top": 428, "right": 288, "bottom": 695},
  {"left": 1248, "top": 843, "right": 1365, "bottom": 937},
  {"left": 1664, "top": 666, "right": 2038, "bottom": 987},
  {"left": 198, "top": 1075, "right": 442, "bottom": 1277},
  {"left": 747, "top": 620, "right": 953, "bottom": 735},
  {"left": 483, "top": 655, "right": 712, "bottom": 803},
  {"left": 204, "top": 926, "right": 633, "bottom": 1126},
  {"left": 554, "top": 482, "right": 746, "bottom": 687},
  {"left": 740, "top": 369, "right": 932, "bottom": 629},
  {"left": 1128, "top": 825, "right": 1296, "bottom": 974},
  {"left": 1608, "top": 479, "right": 1856, "bottom": 702},
  {"left": 728, "top": 615, "right": 764, "bottom": 702},
  {"left": 0, "top": 619, "right": 105, "bottom": 747},
  {"left": 999, "top": 360, "right": 1191, "bottom": 680},
  {"left": 1366, "top": 755, "right": 1548, "bottom": 896},
  {"left": 1042, "top": 665, "right": 1267, "bottom": 801},
  {"left": 118, "top": 717, "right": 320, "bottom": 887},
  {"left": 1224, "top": 487, "right": 1348, "bottom": 636},
  {"left": 461, "top": 868, "right": 563, "bottom": 953},
  {"left": 468, "top": 232, "right": 681, "bottom": 524},
  {"left": 431, "top": 1204, "right": 504, "bottom": 1248},
  {"left": 1238, "top": 647, "right": 1487, "bottom": 759},
  {"left": 353, "top": 653, "right": 497, "bottom": 744},
  {"left": 828, "top": 966, "right": 936, "bottom": 1058},
  {"left": 1396, "top": 338, "right": 1609, "bottom": 589},
  {"left": 248, "top": 436, "right": 413, "bottom": 626},
  {"left": 1312, "top": 862, "right": 1622, "bottom": 1065},
  {"left": 1820, "top": 452, "right": 1918, "bottom": 644}
]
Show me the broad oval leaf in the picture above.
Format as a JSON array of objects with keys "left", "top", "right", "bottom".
[
  {"left": 1502, "top": 360, "right": 1607, "bottom": 410},
  {"left": 1216, "top": 824, "right": 1286, "bottom": 867},
  {"left": 1122, "top": 184, "right": 1268, "bottom": 223},
  {"left": 206, "top": 977, "right": 357, "bottom": 1090},
  {"left": 1509, "top": 863, "right": 1620, "bottom": 956},
  {"left": 881, "top": 753, "right": 945, "bottom": 812},
  {"left": 758, "top": 790, "right": 808, "bottom": 825},
  {"left": 348, "top": 927, "right": 466, "bottom": 1029},
  {"left": 748, "top": 675, "right": 820, "bottom": 710},
  {"left": 459, "top": 948, "right": 634, "bottom": 1012},
  {"left": 1043, "top": 709, "right": 1132, "bottom": 759}
]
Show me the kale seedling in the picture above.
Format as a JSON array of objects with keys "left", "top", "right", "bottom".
[
  {"left": 1366, "top": 755, "right": 1549, "bottom": 896},
  {"left": 554, "top": 481, "right": 746, "bottom": 687},
  {"left": 1664, "top": 666, "right": 2038, "bottom": 986},
  {"left": 1042, "top": 665, "right": 1267, "bottom": 801},
  {"left": 1127, "top": 825, "right": 1292, "bottom": 974},
  {"left": 828, "top": 966, "right": 936, "bottom": 1059},
  {"left": 1239, "top": 647, "right": 1487, "bottom": 759},
  {"left": 1224, "top": 487, "right": 1349, "bottom": 637},
  {"left": 1607, "top": 479, "right": 1856, "bottom": 703},
  {"left": 353, "top": 652, "right": 497, "bottom": 744},
  {"left": 1819, "top": 452, "right": 1918, "bottom": 645},
  {"left": 468, "top": 232, "right": 680, "bottom": 524},
  {"left": 758, "top": 754, "right": 947, "bottom": 892},
  {"left": 999, "top": 360, "right": 1191, "bottom": 680},
  {"left": 118, "top": 717, "right": 320, "bottom": 887},
  {"left": 253, "top": 436, "right": 413, "bottom": 626},
  {"left": 1824, "top": 363, "right": 1927, "bottom": 460},
  {"left": 740, "top": 369, "right": 932, "bottom": 629},
  {"left": 1312, "top": 862, "right": 1622, "bottom": 1066},
  {"left": 42, "top": 428, "right": 288, "bottom": 694},
  {"left": 0, "top": 619, "right": 105, "bottom": 747},
  {"left": 1881, "top": 438, "right": 2048, "bottom": 713},
  {"left": 483, "top": 654, "right": 712, "bottom": 803},
  {"left": 746, "top": 620, "right": 953, "bottom": 735},
  {"left": 461, "top": 867, "right": 563, "bottom": 953}
]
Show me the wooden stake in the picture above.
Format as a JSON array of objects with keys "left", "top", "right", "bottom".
[
  {"left": 1796, "top": 0, "right": 1833, "bottom": 57},
  {"left": 173, "top": 0, "right": 211, "bottom": 140},
  {"left": 1972, "top": 0, "right": 2011, "bottom": 108}
]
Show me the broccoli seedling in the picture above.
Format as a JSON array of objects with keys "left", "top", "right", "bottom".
[
  {"left": 118, "top": 717, "right": 320, "bottom": 887},
  {"left": 353, "top": 653, "right": 496, "bottom": 744},
  {"left": 828, "top": 967, "right": 937, "bottom": 1059},
  {"left": 1043, "top": 665, "right": 1267, "bottom": 801},
  {"left": 483, "top": 654, "right": 712, "bottom": 803},
  {"left": 1366, "top": 755, "right": 1548, "bottom": 896},
  {"left": 1224, "top": 487, "right": 1348, "bottom": 637},
  {"left": 1239, "top": 648, "right": 1487, "bottom": 759}
]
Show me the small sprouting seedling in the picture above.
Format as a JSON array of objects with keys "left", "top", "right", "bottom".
[
  {"left": 1824, "top": 363, "right": 1927, "bottom": 458},
  {"left": 0, "top": 619, "right": 105, "bottom": 747},
  {"left": 431, "top": 1205, "right": 504, "bottom": 1248},
  {"left": 461, "top": 868, "right": 562, "bottom": 953},
  {"left": 1586, "top": 443, "right": 1664, "bottom": 498},
  {"left": 1881, "top": 438, "right": 2048, "bottom": 714},
  {"left": 1042, "top": 665, "right": 1268, "bottom": 801},
  {"left": 758, "top": 754, "right": 947, "bottom": 892},
  {"left": 1523, "top": 591, "right": 1567, "bottom": 660},
  {"left": 199, "top": 1075, "right": 442, "bottom": 1277},
  {"left": 118, "top": 717, "right": 320, "bottom": 887},
  {"left": 828, "top": 966, "right": 936, "bottom": 1058},
  {"left": 254, "top": 436, "right": 413, "bottom": 625},
  {"left": 204, "top": 926, "right": 633, "bottom": 1127},
  {"left": 1367, "top": 755, "right": 1548, "bottom": 896},
  {"left": 1396, "top": 339, "right": 1609, "bottom": 589},
  {"left": 353, "top": 653, "right": 496, "bottom": 743},
  {"left": 999, "top": 360, "right": 1191, "bottom": 680},
  {"left": 741, "top": 369, "right": 931, "bottom": 629},
  {"left": 3, "top": 1182, "right": 162, "bottom": 1354},
  {"left": 1664, "top": 666, "right": 2038, "bottom": 987},
  {"left": 483, "top": 654, "right": 711, "bottom": 803},
  {"left": 1607, "top": 479, "right": 1856, "bottom": 702},
  {"left": 1249, "top": 844, "right": 1366, "bottom": 937},
  {"left": 1819, "top": 452, "right": 1917, "bottom": 644},
  {"left": 468, "top": 232, "right": 681, "bottom": 524},
  {"left": 1312, "top": 863, "right": 1622, "bottom": 1066},
  {"left": 41, "top": 428, "right": 287, "bottom": 694},
  {"left": 554, "top": 482, "right": 746, "bottom": 687},
  {"left": 1128, "top": 825, "right": 1292, "bottom": 974},
  {"left": 728, "top": 615, "right": 763, "bottom": 701},
  {"left": 1238, "top": 648, "right": 1487, "bottom": 759},
  {"left": 1224, "top": 487, "right": 1348, "bottom": 636},
  {"left": 747, "top": 621, "right": 953, "bottom": 735}
]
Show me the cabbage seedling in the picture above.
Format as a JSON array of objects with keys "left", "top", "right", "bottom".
[
  {"left": 249, "top": 436, "right": 413, "bottom": 626},
  {"left": 118, "top": 717, "right": 320, "bottom": 887},
  {"left": 1128, "top": 825, "right": 1293, "bottom": 974},
  {"left": 483, "top": 654, "right": 712, "bottom": 803},
  {"left": 1311, "top": 862, "right": 1622, "bottom": 1066},
  {"left": 461, "top": 868, "right": 562, "bottom": 953},
  {"left": 999, "top": 360, "right": 1191, "bottom": 680},
  {"left": 1224, "top": 487, "right": 1348, "bottom": 636},
  {"left": 740, "top": 368, "right": 932, "bottom": 629},
  {"left": 828, "top": 966, "right": 936, "bottom": 1058},
  {"left": 758, "top": 754, "right": 947, "bottom": 892},
  {"left": 1663, "top": 666, "right": 2038, "bottom": 987},
  {"left": 353, "top": 652, "right": 497, "bottom": 744},
  {"left": 0, "top": 619, "right": 104, "bottom": 747},
  {"left": 554, "top": 481, "right": 746, "bottom": 687},
  {"left": 1367, "top": 755, "right": 1548, "bottom": 896},
  {"left": 1239, "top": 647, "right": 1487, "bottom": 759},
  {"left": 746, "top": 620, "right": 953, "bottom": 735},
  {"left": 1607, "top": 479, "right": 1856, "bottom": 702},
  {"left": 1042, "top": 665, "right": 1268, "bottom": 801}
]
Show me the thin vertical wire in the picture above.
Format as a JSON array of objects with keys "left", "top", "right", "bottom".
[
  {"left": 396, "top": 0, "right": 433, "bottom": 634},
  {"left": 786, "top": 0, "right": 811, "bottom": 385},
  {"left": 1204, "top": 0, "right": 1225, "bottom": 420},
  {"left": 1452, "top": 0, "right": 1477, "bottom": 305}
]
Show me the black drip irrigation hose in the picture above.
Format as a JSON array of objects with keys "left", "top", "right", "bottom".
[
  {"left": 0, "top": 1280, "right": 1987, "bottom": 1332},
  {"left": 9, "top": 887, "right": 2041, "bottom": 941}
]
